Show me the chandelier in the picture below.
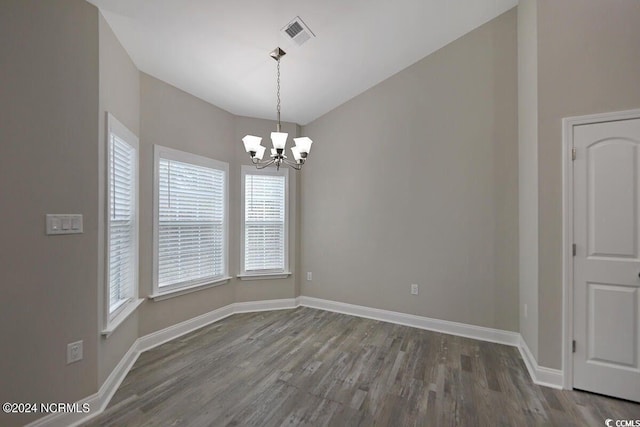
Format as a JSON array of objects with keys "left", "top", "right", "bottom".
[{"left": 242, "top": 47, "right": 313, "bottom": 171}]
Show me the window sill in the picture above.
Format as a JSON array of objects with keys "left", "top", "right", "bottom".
[
  {"left": 237, "top": 272, "right": 292, "bottom": 281},
  {"left": 101, "top": 298, "right": 144, "bottom": 338},
  {"left": 148, "top": 276, "right": 231, "bottom": 302}
]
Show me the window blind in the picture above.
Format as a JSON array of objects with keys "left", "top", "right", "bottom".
[
  {"left": 108, "top": 134, "right": 136, "bottom": 313},
  {"left": 244, "top": 174, "right": 286, "bottom": 272},
  {"left": 158, "top": 158, "right": 225, "bottom": 287}
]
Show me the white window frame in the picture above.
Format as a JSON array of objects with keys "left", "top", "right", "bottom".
[
  {"left": 103, "top": 113, "right": 143, "bottom": 337},
  {"left": 239, "top": 165, "right": 291, "bottom": 280},
  {"left": 150, "top": 145, "right": 230, "bottom": 301}
]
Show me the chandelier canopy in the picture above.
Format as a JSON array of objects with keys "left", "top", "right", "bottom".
[{"left": 242, "top": 47, "right": 313, "bottom": 171}]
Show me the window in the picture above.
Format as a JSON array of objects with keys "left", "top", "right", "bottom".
[
  {"left": 106, "top": 113, "right": 139, "bottom": 323},
  {"left": 240, "top": 166, "right": 289, "bottom": 278},
  {"left": 152, "top": 146, "right": 229, "bottom": 298}
]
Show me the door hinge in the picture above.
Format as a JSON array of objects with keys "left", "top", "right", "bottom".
[
  {"left": 572, "top": 340, "right": 576, "bottom": 353},
  {"left": 571, "top": 148, "right": 577, "bottom": 161},
  {"left": 572, "top": 243, "right": 577, "bottom": 256}
]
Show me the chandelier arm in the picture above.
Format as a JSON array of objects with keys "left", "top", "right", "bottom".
[
  {"left": 282, "top": 158, "right": 303, "bottom": 170},
  {"left": 254, "top": 158, "right": 276, "bottom": 169}
]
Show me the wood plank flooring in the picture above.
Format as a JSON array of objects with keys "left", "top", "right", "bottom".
[{"left": 85, "top": 307, "right": 640, "bottom": 426}]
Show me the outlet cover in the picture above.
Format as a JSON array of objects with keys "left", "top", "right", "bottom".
[
  {"left": 411, "top": 284, "right": 419, "bottom": 295},
  {"left": 67, "top": 340, "right": 83, "bottom": 364},
  {"left": 306, "top": 272, "right": 312, "bottom": 281}
]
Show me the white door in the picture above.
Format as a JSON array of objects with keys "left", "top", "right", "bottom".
[{"left": 573, "top": 117, "right": 640, "bottom": 402}]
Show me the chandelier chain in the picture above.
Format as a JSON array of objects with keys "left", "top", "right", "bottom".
[
  {"left": 243, "top": 47, "right": 311, "bottom": 171},
  {"left": 276, "top": 59, "right": 281, "bottom": 122}
]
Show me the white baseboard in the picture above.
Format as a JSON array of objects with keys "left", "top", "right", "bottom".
[
  {"left": 26, "top": 298, "right": 295, "bottom": 427},
  {"left": 137, "top": 304, "right": 235, "bottom": 352},
  {"left": 297, "top": 296, "right": 563, "bottom": 389},
  {"left": 298, "top": 296, "right": 521, "bottom": 347},
  {"left": 27, "top": 296, "right": 564, "bottom": 426},
  {"left": 518, "top": 335, "right": 564, "bottom": 389},
  {"left": 233, "top": 298, "right": 298, "bottom": 314},
  {"left": 27, "top": 340, "right": 141, "bottom": 427},
  {"left": 137, "top": 298, "right": 298, "bottom": 353}
]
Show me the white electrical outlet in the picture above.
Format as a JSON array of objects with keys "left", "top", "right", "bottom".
[
  {"left": 524, "top": 303, "right": 528, "bottom": 318},
  {"left": 306, "top": 272, "right": 312, "bottom": 281},
  {"left": 67, "top": 340, "right": 83, "bottom": 364},
  {"left": 411, "top": 284, "right": 419, "bottom": 295}
]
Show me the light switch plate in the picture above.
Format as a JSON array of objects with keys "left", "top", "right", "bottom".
[{"left": 46, "top": 214, "right": 83, "bottom": 235}]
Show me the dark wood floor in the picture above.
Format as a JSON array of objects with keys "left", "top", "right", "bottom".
[{"left": 85, "top": 307, "right": 640, "bottom": 426}]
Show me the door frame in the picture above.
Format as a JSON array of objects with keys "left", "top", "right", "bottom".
[{"left": 561, "top": 108, "right": 640, "bottom": 390}]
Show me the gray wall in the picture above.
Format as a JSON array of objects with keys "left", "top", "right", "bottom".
[
  {"left": 97, "top": 12, "right": 141, "bottom": 386},
  {"left": 535, "top": 0, "right": 640, "bottom": 369},
  {"left": 137, "top": 75, "right": 300, "bottom": 336},
  {"left": 0, "top": 1, "right": 99, "bottom": 426},
  {"left": 138, "top": 73, "right": 237, "bottom": 335},
  {"left": 300, "top": 9, "right": 519, "bottom": 331},
  {"left": 0, "top": 7, "right": 304, "bottom": 421},
  {"left": 517, "top": 0, "right": 539, "bottom": 360}
]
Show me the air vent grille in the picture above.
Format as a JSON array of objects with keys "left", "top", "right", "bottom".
[
  {"left": 281, "top": 16, "right": 315, "bottom": 47},
  {"left": 285, "top": 21, "right": 303, "bottom": 38}
]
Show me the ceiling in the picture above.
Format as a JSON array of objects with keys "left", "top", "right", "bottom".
[{"left": 88, "top": 0, "right": 517, "bottom": 125}]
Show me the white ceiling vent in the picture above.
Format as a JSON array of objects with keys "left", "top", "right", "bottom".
[{"left": 281, "top": 16, "right": 315, "bottom": 47}]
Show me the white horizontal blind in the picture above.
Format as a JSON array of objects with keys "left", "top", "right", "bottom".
[
  {"left": 108, "top": 134, "right": 136, "bottom": 314},
  {"left": 158, "top": 158, "right": 225, "bottom": 288},
  {"left": 245, "top": 174, "right": 286, "bottom": 272}
]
